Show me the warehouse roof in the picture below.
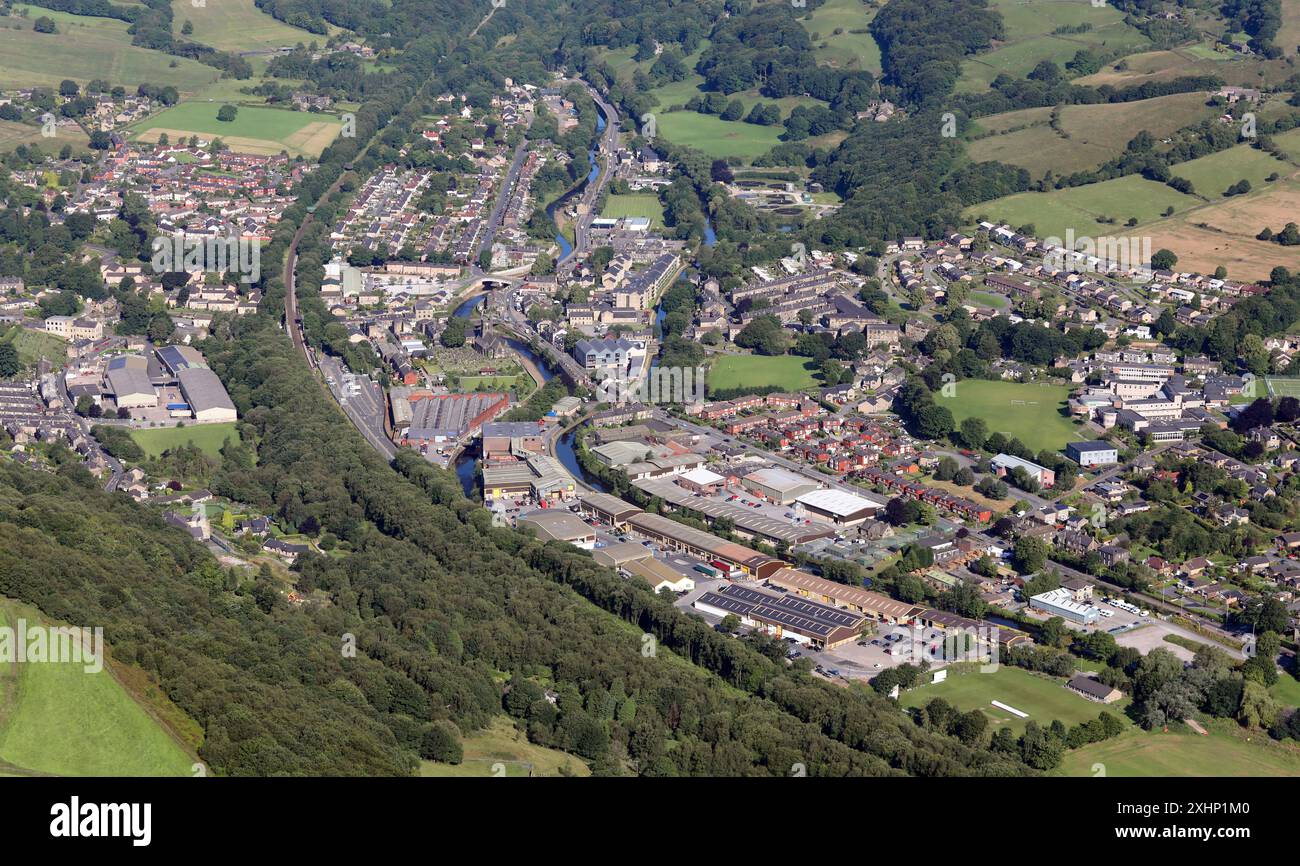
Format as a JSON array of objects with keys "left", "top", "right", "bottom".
[
  {"left": 519, "top": 511, "right": 595, "bottom": 543},
  {"left": 744, "top": 467, "right": 818, "bottom": 493},
  {"left": 177, "top": 367, "right": 236, "bottom": 414},
  {"left": 795, "top": 488, "right": 886, "bottom": 518},
  {"left": 766, "top": 567, "right": 924, "bottom": 620}
]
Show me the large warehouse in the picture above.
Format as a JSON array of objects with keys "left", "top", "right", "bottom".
[
  {"left": 1029, "top": 587, "right": 1099, "bottom": 624},
  {"left": 765, "top": 567, "right": 925, "bottom": 624},
  {"left": 104, "top": 356, "right": 157, "bottom": 409},
  {"left": 177, "top": 367, "right": 238, "bottom": 423},
  {"left": 741, "top": 467, "right": 820, "bottom": 505},
  {"left": 631, "top": 477, "right": 836, "bottom": 547},
  {"left": 693, "top": 584, "right": 865, "bottom": 648},
  {"left": 518, "top": 511, "right": 597, "bottom": 549},
  {"left": 794, "top": 488, "right": 886, "bottom": 526},
  {"left": 578, "top": 492, "right": 642, "bottom": 528},
  {"left": 624, "top": 512, "right": 786, "bottom": 579}
]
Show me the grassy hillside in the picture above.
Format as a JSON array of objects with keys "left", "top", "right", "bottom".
[
  {"left": 968, "top": 92, "right": 1219, "bottom": 175},
  {"left": 0, "top": 8, "right": 218, "bottom": 92},
  {"left": 178, "top": 0, "right": 319, "bottom": 54},
  {"left": 957, "top": 0, "right": 1150, "bottom": 92},
  {"left": 800, "top": 0, "right": 882, "bottom": 73},
  {"left": 0, "top": 597, "right": 197, "bottom": 776}
]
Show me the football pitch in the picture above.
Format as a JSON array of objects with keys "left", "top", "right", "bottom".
[{"left": 1266, "top": 377, "right": 1300, "bottom": 398}]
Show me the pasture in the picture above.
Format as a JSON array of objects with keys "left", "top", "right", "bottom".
[
  {"left": 0, "top": 597, "right": 196, "bottom": 776},
  {"left": 899, "top": 665, "right": 1129, "bottom": 736},
  {"left": 956, "top": 0, "right": 1149, "bottom": 92},
  {"left": 1057, "top": 722, "right": 1300, "bottom": 776},
  {"left": 965, "top": 175, "right": 1202, "bottom": 243},
  {"left": 130, "top": 422, "right": 242, "bottom": 459},
  {"left": 935, "top": 379, "right": 1083, "bottom": 453},
  {"left": 130, "top": 101, "right": 342, "bottom": 157},
  {"left": 968, "top": 92, "right": 1218, "bottom": 175},
  {"left": 179, "top": 0, "right": 318, "bottom": 54},
  {"left": 1169, "top": 143, "right": 1292, "bottom": 199},
  {"left": 0, "top": 10, "right": 217, "bottom": 92},
  {"left": 801, "top": 0, "right": 882, "bottom": 73},
  {"left": 707, "top": 354, "right": 818, "bottom": 393}
]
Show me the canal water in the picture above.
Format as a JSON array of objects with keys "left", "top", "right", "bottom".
[{"left": 452, "top": 293, "right": 485, "bottom": 319}]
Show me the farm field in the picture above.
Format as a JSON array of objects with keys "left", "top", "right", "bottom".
[
  {"left": 0, "top": 117, "right": 90, "bottom": 155},
  {"left": 600, "top": 193, "right": 666, "bottom": 228},
  {"left": 0, "top": 597, "right": 196, "bottom": 776},
  {"left": 965, "top": 175, "right": 1202, "bottom": 243},
  {"left": 1057, "top": 722, "right": 1300, "bottom": 776},
  {"left": 0, "top": 9, "right": 218, "bottom": 92},
  {"left": 130, "top": 422, "right": 242, "bottom": 459},
  {"left": 899, "top": 665, "right": 1130, "bottom": 736},
  {"left": 179, "top": 0, "right": 318, "bottom": 54},
  {"left": 956, "top": 0, "right": 1149, "bottom": 92},
  {"left": 419, "top": 716, "right": 590, "bottom": 777},
  {"left": 708, "top": 354, "right": 818, "bottom": 393},
  {"left": 800, "top": 0, "right": 882, "bottom": 73},
  {"left": 968, "top": 92, "right": 1218, "bottom": 175},
  {"left": 935, "top": 379, "right": 1083, "bottom": 452},
  {"left": 129, "top": 101, "right": 342, "bottom": 157},
  {"left": 1171, "top": 142, "right": 1293, "bottom": 200}
]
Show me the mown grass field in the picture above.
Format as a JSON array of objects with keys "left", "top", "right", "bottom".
[
  {"left": 708, "top": 354, "right": 819, "bottom": 393},
  {"left": 419, "top": 716, "right": 590, "bottom": 777},
  {"left": 600, "top": 193, "right": 666, "bottom": 228},
  {"left": 1056, "top": 721, "right": 1300, "bottom": 776},
  {"left": 0, "top": 8, "right": 218, "bottom": 92},
  {"left": 653, "top": 111, "right": 784, "bottom": 161},
  {"left": 0, "top": 598, "right": 196, "bottom": 776},
  {"left": 130, "top": 422, "right": 242, "bottom": 459},
  {"left": 968, "top": 92, "right": 1218, "bottom": 175},
  {"left": 130, "top": 101, "right": 342, "bottom": 157},
  {"left": 935, "top": 379, "right": 1083, "bottom": 453},
  {"left": 900, "top": 665, "right": 1130, "bottom": 736},
  {"left": 178, "top": 0, "right": 317, "bottom": 54},
  {"left": 800, "top": 0, "right": 882, "bottom": 73}
]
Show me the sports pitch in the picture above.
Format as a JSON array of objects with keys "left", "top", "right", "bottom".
[
  {"left": 899, "top": 665, "right": 1130, "bottom": 736},
  {"left": 935, "top": 379, "right": 1084, "bottom": 453}
]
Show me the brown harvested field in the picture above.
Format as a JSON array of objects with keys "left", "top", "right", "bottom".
[
  {"left": 1141, "top": 181, "right": 1300, "bottom": 280},
  {"left": 134, "top": 120, "right": 339, "bottom": 157},
  {"left": 968, "top": 92, "right": 1217, "bottom": 174}
]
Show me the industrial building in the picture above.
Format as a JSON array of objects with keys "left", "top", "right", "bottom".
[
  {"left": 177, "top": 367, "right": 238, "bottom": 423},
  {"left": 518, "top": 511, "right": 597, "bottom": 548},
  {"left": 623, "top": 557, "right": 695, "bottom": 593},
  {"left": 481, "top": 421, "right": 545, "bottom": 458},
  {"left": 741, "top": 467, "right": 820, "bottom": 505},
  {"left": 624, "top": 511, "right": 786, "bottom": 579},
  {"left": 398, "top": 392, "right": 510, "bottom": 447},
  {"left": 630, "top": 477, "right": 837, "bottom": 546},
  {"left": 1029, "top": 587, "right": 1100, "bottom": 624},
  {"left": 794, "top": 488, "right": 885, "bottom": 526},
  {"left": 481, "top": 454, "right": 574, "bottom": 502},
  {"left": 1065, "top": 440, "right": 1119, "bottom": 467},
  {"left": 765, "top": 567, "right": 924, "bottom": 624},
  {"left": 578, "top": 492, "right": 642, "bottom": 528},
  {"left": 693, "top": 584, "right": 865, "bottom": 648},
  {"left": 104, "top": 356, "right": 157, "bottom": 409}
]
